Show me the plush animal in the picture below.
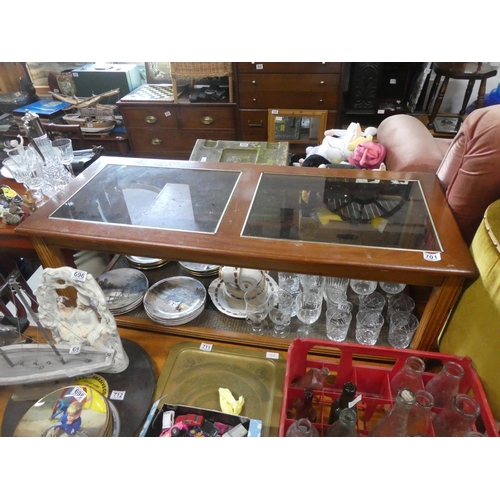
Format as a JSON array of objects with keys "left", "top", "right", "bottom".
[{"left": 298, "top": 123, "right": 378, "bottom": 167}]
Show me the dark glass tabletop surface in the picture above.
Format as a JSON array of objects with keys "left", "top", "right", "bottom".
[
  {"left": 242, "top": 173, "right": 441, "bottom": 251},
  {"left": 50, "top": 163, "right": 241, "bottom": 234}
]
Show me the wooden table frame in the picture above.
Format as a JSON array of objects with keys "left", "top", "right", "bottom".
[{"left": 15, "top": 156, "right": 477, "bottom": 352}]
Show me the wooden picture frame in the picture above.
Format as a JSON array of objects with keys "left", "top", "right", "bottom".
[{"left": 268, "top": 109, "right": 328, "bottom": 145}]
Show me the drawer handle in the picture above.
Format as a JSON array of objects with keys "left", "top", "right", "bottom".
[
  {"left": 200, "top": 116, "right": 214, "bottom": 125},
  {"left": 248, "top": 120, "right": 263, "bottom": 128},
  {"left": 144, "top": 115, "right": 158, "bottom": 124},
  {"left": 319, "top": 99, "right": 323, "bottom": 103},
  {"left": 252, "top": 80, "right": 257, "bottom": 84},
  {"left": 320, "top": 81, "right": 325, "bottom": 85},
  {"left": 252, "top": 98, "right": 257, "bottom": 102},
  {"left": 151, "top": 138, "right": 162, "bottom": 145}
]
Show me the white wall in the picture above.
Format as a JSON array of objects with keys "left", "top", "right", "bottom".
[{"left": 439, "top": 62, "right": 500, "bottom": 112}]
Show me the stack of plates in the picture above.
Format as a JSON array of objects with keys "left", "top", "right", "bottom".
[
  {"left": 143, "top": 276, "right": 207, "bottom": 326},
  {"left": 208, "top": 273, "right": 279, "bottom": 319},
  {"left": 179, "top": 261, "right": 220, "bottom": 277},
  {"left": 13, "top": 385, "right": 119, "bottom": 437},
  {"left": 125, "top": 255, "right": 170, "bottom": 270},
  {"left": 96, "top": 268, "right": 149, "bottom": 315}
]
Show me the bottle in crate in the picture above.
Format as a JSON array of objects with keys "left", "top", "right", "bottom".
[
  {"left": 326, "top": 408, "right": 358, "bottom": 437},
  {"left": 424, "top": 361, "right": 464, "bottom": 408},
  {"left": 286, "top": 418, "right": 319, "bottom": 437},
  {"left": 329, "top": 381, "right": 358, "bottom": 425},
  {"left": 292, "top": 366, "right": 330, "bottom": 390},
  {"left": 390, "top": 356, "right": 425, "bottom": 398},
  {"left": 295, "top": 388, "right": 317, "bottom": 422},
  {"left": 406, "top": 389, "right": 434, "bottom": 437},
  {"left": 369, "top": 389, "right": 416, "bottom": 437},
  {"left": 432, "top": 393, "right": 481, "bottom": 437}
]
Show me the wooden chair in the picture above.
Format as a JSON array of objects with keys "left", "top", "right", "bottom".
[
  {"left": 44, "top": 122, "right": 86, "bottom": 150},
  {"left": 170, "top": 62, "right": 233, "bottom": 103},
  {"left": 426, "top": 62, "right": 498, "bottom": 132}
]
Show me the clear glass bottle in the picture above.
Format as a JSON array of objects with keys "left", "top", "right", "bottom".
[
  {"left": 406, "top": 389, "right": 434, "bottom": 437},
  {"left": 369, "top": 389, "right": 416, "bottom": 437},
  {"left": 292, "top": 366, "right": 331, "bottom": 390},
  {"left": 424, "top": 361, "right": 465, "bottom": 408},
  {"left": 286, "top": 418, "right": 319, "bottom": 437},
  {"left": 326, "top": 408, "right": 358, "bottom": 437},
  {"left": 329, "top": 381, "right": 357, "bottom": 425},
  {"left": 390, "top": 356, "right": 425, "bottom": 398},
  {"left": 296, "top": 388, "right": 317, "bottom": 422},
  {"left": 432, "top": 394, "right": 481, "bottom": 437}
]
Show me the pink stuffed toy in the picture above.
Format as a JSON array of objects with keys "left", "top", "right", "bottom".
[{"left": 348, "top": 142, "right": 386, "bottom": 169}]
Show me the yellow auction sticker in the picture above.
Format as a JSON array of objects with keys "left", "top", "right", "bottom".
[{"left": 75, "top": 374, "right": 109, "bottom": 397}]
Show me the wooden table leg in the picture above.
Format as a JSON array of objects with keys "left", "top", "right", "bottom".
[
  {"left": 428, "top": 76, "right": 450, "bottom": 129},
  {"left": 409, "top": 276, "right": 464, "bottom": 352}
]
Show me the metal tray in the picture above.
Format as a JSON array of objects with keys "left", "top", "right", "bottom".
[{"left": 154, "top": 342, "right": 286, "bottom": 436}]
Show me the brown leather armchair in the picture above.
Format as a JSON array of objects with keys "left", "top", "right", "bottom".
[{"left": 377, "top": 105, "right": 500, "bottom": 246}]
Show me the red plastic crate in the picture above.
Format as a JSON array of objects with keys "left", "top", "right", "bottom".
[{"left": 279, "top": 338, "right": 498, "bottom": 437}]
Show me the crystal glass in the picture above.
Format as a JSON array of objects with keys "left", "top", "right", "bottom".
[
  {"left": 358, "top": 291, "right": 386, "bottom": 314},
  {"left": 278, "top": 272, "right": 300, "bottom": 317},
  {"left": 355, "top": 310, "right": 384, "bottom": 345},
  {"left": 324, "top": 286, "right": 348, "bottom": 308},
  {"left": 324, "top": 276, "right": 349, "bottom": 293},
  {"left": 299, "top": 274, "right": 325, "bottom": 295},
  {"left": 52, "top": 138, "right": 75, "bottom": 177},
  {"left": 387, "top": 293, "right": 415, "bottom": 322},
  {"left": 388, "top": 311, "right": 419, "bottom": 348},
  {"left": 424, "top": 360, "right": 465, "bottom": 408},
  {"left": 325, "top": 308, "right": 352, "bottom": 342},
  {"left": 432, "top": 394, "right": 480, "bottom": 437},
  {"left": 379, "top": 281, "right": 406, "bottom": 295},
  {"left": 295, "top": 291, "right": 322, "bottom": 338},
  {"left": 244, "top": 289, "right": 269, "bottom": 335},
  {"left": 349, "top": 279, "right": 377, "bottom": 305},
  {"left": 268, "top": 289, "right": 293, "bottom": 338}
]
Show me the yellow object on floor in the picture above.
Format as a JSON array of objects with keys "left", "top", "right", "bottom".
[{"left": 316, "top": 207, "right": 343, "bottom": 225}]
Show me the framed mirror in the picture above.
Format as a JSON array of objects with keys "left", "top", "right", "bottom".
[{"left": 268, "top": 109, "right": 328, "bottom": 144}]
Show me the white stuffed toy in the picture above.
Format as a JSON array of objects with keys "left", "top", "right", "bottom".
[{"left": 299, "top": 122, "right": 378, "bottom": 166}]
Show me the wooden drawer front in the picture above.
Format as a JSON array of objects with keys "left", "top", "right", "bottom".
[
  {"left": 128, "top": 128, "right": 237, "bottom": 155},
  {"left": 239, "top": 90, "right": 338, "bottom": 110},
  {"left": 237, "top": 62, "right": 342, "bottom": 74},
  {"left": 127, "top": 128, "right": 183, "bottom": 153},
  {"left": 239, "top": 109, "right": 268, "bottom": 139},
  {"left": 120, "top": 105, "right": 178, "bottom": 129},
  {"left": 179, "top": 106, "right": 236, "bottom": 130},
  {"left": 239, "top": 74, "right": 339, "bottom": 93}
]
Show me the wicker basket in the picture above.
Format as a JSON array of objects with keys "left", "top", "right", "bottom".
[{"left": 170, "top": 62, "right": 233, "bottom": 103}]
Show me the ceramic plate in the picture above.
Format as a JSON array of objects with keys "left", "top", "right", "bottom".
[
  {"left": 143, "top": 276, "right": 207, "bottom": 323},
  {"left": 13, "top": 385, "right": 110, "bottom": 437},
  {"left": 97, "top": 268, "right": 149, "bottom": 312},
  {"left": 208, "top": 274, "right": 278, "bottom": 319}
]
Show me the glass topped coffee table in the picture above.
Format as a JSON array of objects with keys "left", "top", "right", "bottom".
[{"left": 16, "top": 156, "right": 477, "bottom": 351}]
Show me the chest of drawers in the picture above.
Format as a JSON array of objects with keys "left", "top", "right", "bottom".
[
  {"left": 236, "top": 62, "right": 345, "bottom": 142},
  {"left": 118, "top": 101, "right": 237, "bottom": 159}
]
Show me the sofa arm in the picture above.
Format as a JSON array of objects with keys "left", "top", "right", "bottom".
[{"left": 377, "top": 114, "right": 450, "bottom": 173}]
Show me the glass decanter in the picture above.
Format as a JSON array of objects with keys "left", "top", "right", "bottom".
[
  {"left": 369, "top": 389, "right": 416, "bottom": 437},
  {"left": 286, "top": 418, "right": 319, "bottom": 437},
  {"left": 425, "top": 361, "right": 464, "bottom": 408},
  {"left": 326, "top": 408, "right": 358, "bottom": 437},
  {"left": 432, "top": 394, "right": 480, "bottom": 437},
  {"left": 390, "top": 356, "right": 425, "bottom": 398}
]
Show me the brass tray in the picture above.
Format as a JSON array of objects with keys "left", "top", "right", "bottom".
[{"left": 154, "top": 342, "right": 286, "bottom": 437}]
